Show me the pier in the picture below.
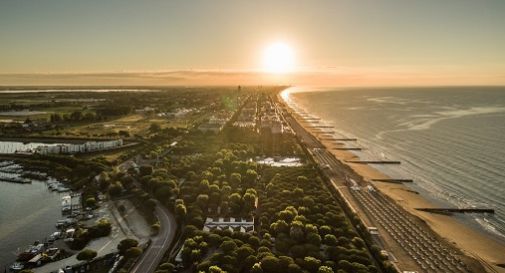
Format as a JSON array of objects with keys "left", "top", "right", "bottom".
[
  {"left": 334, "top": 138, "right": 357, "bottom": 141},
  {"left": 320, "top": 137, "right": 342, "bottom": 141},
  {"left": 309, "top": 125, "right": 334, "bottom": 129},
  {"left": 371, "top": 178, "right": 413, "bottom": 183},
  {"left": 333, "top": 147, "right": 363, "bottom": 151},
  {"left": 415, "top": 208, "right": 495, "bottom": 214},
  {"left": 346, "top": 160, "right": 401, "bottom": 164},
  {"left": 0, "top": 173, "right": 31, "bottom": 184}
]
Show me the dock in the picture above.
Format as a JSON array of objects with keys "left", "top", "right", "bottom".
[
  {"left": 371, "top": 178, "right": 413, "bottom": 183},
  {"left": 346, "top": 160, "right": 401, "bottom": 164},
  {"left": 415, "top": 208, "right": 494, "bottom": 214}
]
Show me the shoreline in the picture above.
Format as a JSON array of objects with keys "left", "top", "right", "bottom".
[{"left": 280, "top": 89, "right": 505, "bottom": 272}]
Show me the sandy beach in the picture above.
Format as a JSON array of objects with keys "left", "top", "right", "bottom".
[{"left": 283, "top": 95, "right": 505, "bottom": 273}]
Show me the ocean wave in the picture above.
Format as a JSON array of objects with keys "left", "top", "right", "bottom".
[{"left": 400, "top": 106, "right": 505, "bottom": 131}]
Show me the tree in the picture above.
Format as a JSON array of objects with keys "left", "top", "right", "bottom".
[
  {"left": 70, "top": 111, "right": 83, "bottom": 121},
  {"left": 302, "top": 256, "right": 321, "bottom": 273},
  {"left": 289, "top": 221, "right": 305, "bottom": 242},
  {"left": 84, "top": 112, "right": 96, "bottom": 121},
  {"left": 220, "top": 240, "right": 237, "bottom": 254},
  {"left": 108, "top": 182, "right": 123, "bottom": 196},
  {"left": 139, "top": 165, "right": 153, "bottom": 176},
  {"left": 352, "top": 237, "right": 365, "bottom": 249},
  {"left": 288, "top": 263, "right": 303, "bottom": 273},
  {"left": 230, "top": 173, "right": 241, "bottom": 186},
  {"left": 307, "top": 232, "right": 322, "bottom": 246},
  {"left": 245, "top": 169, "right": 258, "bottom": 185},
  {"left": 50, "top": 113, "right": 62, "bottom": 123},
  {"left": 260, "top": 256, "right": 281, "bottom": 273},
  {"left": 243, "top": 192, "right": 257, "bottom": 213},
  {"left": 196, "top": 194, "right": 209, "bottom": 210},
  {"left": 85, "top": 197, "right": 96, "bottom": 208},
  {"left": 317, "top": 266, "right": 334, "bottom": 273},
  {"left": 175, "top": 203, "right": 187, "bottom": 220},
  {"left": 76, "top": 249, "right": 97, "bottom": 261},
  {"left": 323, "top": 234, "right": 338, "bottom": 246},
  {"left": 237, "top": 245, "right": 255, "bottom": 260},
  {"left": 118, "top": 238, "right": 139, "bottom": 253},
  {"left": 125, "top": 247, "right": 143, "bottom": 258},
  {"left": 208, "top": 265, "right": 226, "bottom": 273},
  {"left": 229, "top": 192, "right": 243, "bottom": 214},
  {"left": 96, "top": 218, "right": 112, "bottom": 236},
  {"left": 296, "top": 176, "right": 308, "bottom": 185},
  {"left": 250, "top": 263, "right": 263, "bottom": 273},
  {"left": 146, "top": 198, "right": 157, "bottom": 211},
  {"left": 159, "top": 263, "right": 175, "bottom": 271},
  {"left": 149, "top": 123, "right": 161, "bottom": 132}
]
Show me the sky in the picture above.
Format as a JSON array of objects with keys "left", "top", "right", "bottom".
[{"left": 1, "top": 0, "right": 505, "bottom": 86}]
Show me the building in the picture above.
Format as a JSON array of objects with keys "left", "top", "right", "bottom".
[
  {"left": 198, "top": 116, "right": 228, "bottom": 133},
  {"left": 203, "top": 217, "right": 255, "bottom": 233},
  {"left": 35, "top": 139, "right": 123, "bottom": 155}
]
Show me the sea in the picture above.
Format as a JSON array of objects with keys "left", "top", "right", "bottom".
[{"left": 283, "top": 86, "right": 505, "bottom": 241}]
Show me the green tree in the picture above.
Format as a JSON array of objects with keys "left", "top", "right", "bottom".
[
  {"left": 317, "top": 266, "right": 334, "bottom": 273},
  {"left": 149, "top": 123, "right": 161, "bottom": 132},
  {"left": 302, "top": 256, "right": 321, "bottom": 273},
  {"left": 237, "top": 245, "right": 255, "bottom": 260},
  {"left": 220, "top": 240, "right": 237, "bottom": 254},
  {"left": 175, "top": 203, "right": 187, "bottom": 220},
  {"left": 250, "top": 263, "right": 263, "bottom": 273},
  {"left": 245, "top": 169, "right": 258, "bottom": 185},
  {"left": 108, "top": 182, "right": 123, "bottom": 196},
  {"left": 117, "top": 238, "right": 139, "bottom": 253},
  {"left": 76, "top": 249, "right": 97, "bottom": 261},
  {"left": 196, "top": 194, "right": 209, "bottom": 210},
  {"left": 208, "top": 265, "right": 226, "bottom": 273},
  {"left": 85, "top": 197, "right": 96, "bottom": 208},
  {"left": 260, "top": 256, "right": 281, "bottom": 273},
  {"left": 125, "top": 247, "right": 143, "bottom": 258}
]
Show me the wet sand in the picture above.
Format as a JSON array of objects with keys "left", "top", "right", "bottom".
[{"left": 287, "top": 101, "right": 505, "bottom": 272}]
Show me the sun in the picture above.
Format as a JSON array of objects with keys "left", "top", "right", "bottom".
[{"left": 262, "top": 42, "right": 295, "bottom": 74}]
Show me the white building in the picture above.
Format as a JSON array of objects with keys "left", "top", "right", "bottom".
[{"left": 35, "top": 139, "right": 123, "bottom": 155}]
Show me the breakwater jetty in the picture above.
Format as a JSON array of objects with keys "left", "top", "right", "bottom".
[
  {"left": 371, "top": 178, "right": 414, "bottom": 183},
  {"left": 416, "top": 208, "right": 495, "bottom": 214},
  {"left": 345, "top": 160, "right": 401, "bottom": 165},
  {"left": 333, "top": 147, "right": 363, "bottom": 151}
]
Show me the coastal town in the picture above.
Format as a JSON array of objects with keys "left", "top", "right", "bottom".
[{"left": 0, "top": 87, "right": 504, "bottom": 273}]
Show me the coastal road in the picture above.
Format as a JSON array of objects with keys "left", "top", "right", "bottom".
[{"left": 130, "top": 202, "right": 176, "bottom": 273}]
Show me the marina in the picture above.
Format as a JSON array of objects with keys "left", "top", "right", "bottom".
[{"left": 0, "top": 160, "right": 81, "bottom": 269}]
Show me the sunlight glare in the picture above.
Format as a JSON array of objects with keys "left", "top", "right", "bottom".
[{"left": 262, "top": 42, "right": 295, "bottom": 74}]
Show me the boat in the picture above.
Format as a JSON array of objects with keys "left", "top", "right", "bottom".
[
  {"left": 17, "top": 243, "right": 45, "bottom": 262},
  {"left": 9, "top": 262, "right": 25, "bottom": 272}
]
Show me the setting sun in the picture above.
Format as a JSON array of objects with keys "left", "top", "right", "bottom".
[{"left": 262, "top": 42, "right": 295, "bottom": 74}]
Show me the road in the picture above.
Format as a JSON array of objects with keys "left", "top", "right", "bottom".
[{"left": 130, "top": 202, "right": 177, "bottom": 273}]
